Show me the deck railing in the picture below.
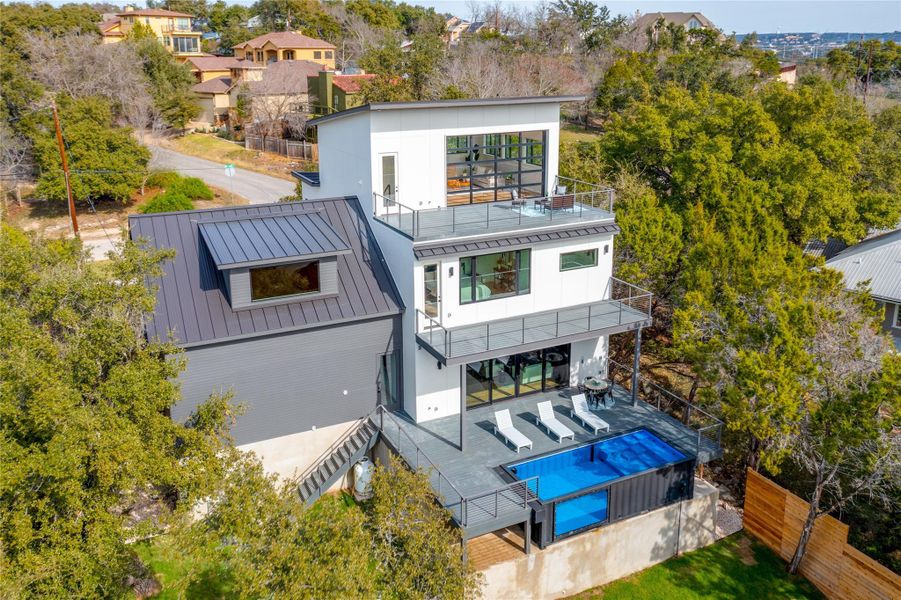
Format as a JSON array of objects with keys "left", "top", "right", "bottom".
[
  {"left": 374, "top": 406, "right": 537, "bottom": 528},
  {"left": 608, "top": 359, "right": 724, "bottom": 456},
  {"left": 374, "top": 176, "right": 615, "bottom": 240},
  {"left": 416, "top": 277, "right": 652, "bottom": 362}
]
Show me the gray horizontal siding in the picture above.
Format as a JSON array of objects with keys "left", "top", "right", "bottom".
[{"left": 174, "top": 315, "right": 401, "bottom": 445}]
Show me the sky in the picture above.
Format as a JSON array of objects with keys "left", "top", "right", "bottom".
[{"left": 418, "top": 1, "right": 901, "bottom": 34}]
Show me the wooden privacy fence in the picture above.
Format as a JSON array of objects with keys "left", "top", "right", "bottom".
[
  {"left": 743, "top": 468, "right": 900, "bottom": 600},
  {"left": 244, "top": 136, "right": 318, "bottom": 161}
]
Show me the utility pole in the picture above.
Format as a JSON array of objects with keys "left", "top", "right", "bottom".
[{"left": 52, "top": 103, "right": 78, "bottom": 235}]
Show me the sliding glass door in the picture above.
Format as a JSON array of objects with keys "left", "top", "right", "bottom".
[{"left": 464, "top": 345, "right": 570, "bottom": 408}]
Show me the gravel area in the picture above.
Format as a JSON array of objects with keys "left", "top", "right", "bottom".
[{"left": 716, "top": 498, "right": 744, "bottom": 539}]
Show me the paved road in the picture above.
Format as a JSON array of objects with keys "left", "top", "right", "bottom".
[{"left": 149, "top": 146, "right": 296, "bottom": 204}]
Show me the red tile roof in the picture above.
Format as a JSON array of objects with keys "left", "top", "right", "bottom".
[
  {"left": 116, "top": 9, "right": 194, "bottom": 18},
  {"left": 332, "top": 74, "right": 376, "bottom": 93},
  {"left": 233, "top": 31, "right": 335, "bottom": 50}
]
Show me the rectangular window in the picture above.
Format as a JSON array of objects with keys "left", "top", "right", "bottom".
[
  {"left": 313, "top": 50, "right": 322, "bottom": 59},
  {"left": 172, "top": 36, "right": 198, "bottom": 53},
  {"left": 256, "top": 51, "right": 263, "bottom": 62},
  {"left": 560, "top": 249, "right": 598, "bottom": 271},
  {"left": 325, "top": 50, "right": 333, "bottom": 59},
  {"left": 895, "top": 304, "right": 901, "bottom": 328},
  {"left": 460, "top": 250, "right": 530, "bottom": 304},
  {"left": 245, "top": 52, "right": 252, "bottom": 60},
  {"left": 283, "top": 50, "right": 294, "bottom": 60},
  {"left": 446, "top": 130, "right": 547, "bottom": 205},
  {"left": 176, "top": 17, "right": 190, "bottom": 30},
  {"left": 250, "top": 261, "right": 320, "bottom": 301}
]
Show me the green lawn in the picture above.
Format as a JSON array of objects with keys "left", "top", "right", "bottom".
[
  {"left": 570, "top": 532, "right": 823, "bottom": 600},
  {"left": 560, "top": 123, "right": 604, "bottom": 144},
  {"left": 134, "top": 536, "right": 234, "bottom": 599}
]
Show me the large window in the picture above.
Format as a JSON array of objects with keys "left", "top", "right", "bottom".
[
  {"left": 560, "top": 249, "right": 598, "bottom": 271},
  {"left": 172, "top": 36, "right": 198, "bottom": 53},
  {"left": 250, "top": 261, "right": 320, "bottom": 301},
  {"left": 446, "top": 130, "right": 547, "bottom": 206},
  {"left": 459, "top": 249, "right": 530, "bottom": 304},
  {"left": 465, "top": 345, "right": 570, "bottom": 408}
]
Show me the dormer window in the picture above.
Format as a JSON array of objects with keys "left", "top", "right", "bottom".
[
  {"left": 250, "top": 260, "right": 320, "bottom": 301},
  {"left": 198, "top": 212, "right": 350, "bottom": 309}
]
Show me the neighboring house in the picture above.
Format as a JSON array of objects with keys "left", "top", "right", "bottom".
[
  {"left": 444, "top": 15, "right": 494, "bottom": 46},
  {"left": 824, "top": 228, "right": 901, "bottom": 351},
  {"left": 308, "top": 70, "right": 375, "bottom": 114},
  {"left": 100, "top": 7, "right": 202, "bottom": 59},
  {"left": 298, "top": 96, "right": 722, "bottom": 549},
  {"left": 633, "top": 11, "right": 716, "bottom": 33},
  {"left": 186, "top": 55, "right": 244, "bottom": 82},
  {"left": 233, "top": 31, "right": 336, "bottom": 69},
  {"left": 231, "top": 60, "right": 325, "bottom": 128},
  {"left": 192, "top": 76, "right": 232, "bottom": 127},
  {"left": 128, "top": 198, "right": 403, "bottom": 481},
  {"left": 778, "top": 63, "right": 798, "bottom": 86}
]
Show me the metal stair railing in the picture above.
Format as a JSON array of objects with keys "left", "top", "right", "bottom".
[{"left": 294, "top": 416, "right": 373, "bottom": 492}]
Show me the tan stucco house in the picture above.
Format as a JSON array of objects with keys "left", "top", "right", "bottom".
[
  {"left": 233, "top": 32, "right": 336, "bottom": 69},
  {"left": 100, "top": 7, "right": 202, "bottom": 59}
]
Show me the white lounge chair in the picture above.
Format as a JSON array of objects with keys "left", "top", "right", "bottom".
[
  {"left": 536, "top": 401, "right": 575, "bottom": 443},
  {"left": 570, "top": 394, "right": 610, "bottom": 435},
  {"left": 493, "top": 409, "right": 532, "bottom": 453}
]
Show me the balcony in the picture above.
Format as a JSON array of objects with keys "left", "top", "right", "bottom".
[
  {"left": 416, "top": 278, "right": 652, "bottom": 365},
  {"left": 374, "top": 177, "right": 615, "bottom": 242}
]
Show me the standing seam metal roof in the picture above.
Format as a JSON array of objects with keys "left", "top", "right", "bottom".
[
  {"left": 129, "top": 197, "right": 403, "bottom": 347},
  {"left": 198, "top": 213, "right": 351, "bottom": 269},
  {"left": 413, "top": 223, "right": 621, "bottom": 259},
  {"left": 824, "top": 228, "right": 901, "bottom": 302}
]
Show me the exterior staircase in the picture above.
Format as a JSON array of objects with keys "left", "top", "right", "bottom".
[{"left": 297, "top": 417, "right": 379, "bottom": 504}]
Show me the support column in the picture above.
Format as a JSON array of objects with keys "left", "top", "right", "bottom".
[
  {"left": 524, "top": 519, "right": 531, "bottom": 555},
  {"left": 459, "top": 365, "right": 466, "bottom": 451},
  {"left": 632, "top": 327, "right": 642, "bottom": 407}
]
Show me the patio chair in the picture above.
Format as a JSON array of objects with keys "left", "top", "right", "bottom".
[
  {"left": 493, "top": 409, "right": 533, "bottom": 453},
  {"left": 569, "top": 394, "right": 610, "bottom": 435},
  {"left": 535, "top": 401, "right": 575, "bottom": 443}
]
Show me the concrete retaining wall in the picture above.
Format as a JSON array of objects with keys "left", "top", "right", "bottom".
[{"left": 479, "top": 478, "right": 718, "bottom": 600}]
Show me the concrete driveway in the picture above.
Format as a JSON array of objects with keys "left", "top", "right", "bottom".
[{"left": 149, "top": 146, "right": 296, "bottom": 205}]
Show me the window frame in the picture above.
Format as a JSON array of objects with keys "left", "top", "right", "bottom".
[
  {"left": 313, "top": 50, "right": 322, "bottom": 59},
  {"left": 894, "top": 303, "right": 901, "bottom": 329},
  {"left": 559, "top": 248, "right": 598, "bottom": 272},
  {"left": 459, "top": 249, "right": 531, "bottom": 305},
  {"left": 249, "top": 260, "right": 321, "bottom": 302}
]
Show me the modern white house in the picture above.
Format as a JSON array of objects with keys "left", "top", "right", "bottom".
[{"left": 298, "top": 97, "right": 722, "bottom": 552}]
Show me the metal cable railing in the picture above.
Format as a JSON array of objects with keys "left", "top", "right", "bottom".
[{"left": 608, "top": 359, "right": 724, "bottom": 455}]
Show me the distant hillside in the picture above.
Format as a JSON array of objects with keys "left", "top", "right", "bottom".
[{"left": 737, "top": 31, "right": 901, "bottom": 60}]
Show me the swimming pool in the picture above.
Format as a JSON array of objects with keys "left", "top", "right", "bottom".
[{"left": 504, "top": 428, "right": 689, "bottom": 540}]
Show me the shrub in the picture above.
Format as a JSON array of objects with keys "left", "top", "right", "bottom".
[
  {"left": 140, "top": 191, "right": 195, "bottom": 214},
  {"left": 145, "top": 171, "right": 180, "bottom": 189},
  {"left": 170, "top": 176, "right": 214, "bottom": 200}
]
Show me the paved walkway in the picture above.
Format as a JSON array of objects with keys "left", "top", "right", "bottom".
[{"left": 148, "top": 146, "right": 296, "bottom": 205}]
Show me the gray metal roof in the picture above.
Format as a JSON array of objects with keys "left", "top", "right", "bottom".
[
  {"left": 413, "top": 223, "right": 620, "bottom": 259},
  {"left": 308, "top": 95, "right": 587, "bottom": 126},
  {"left": 198, "top": 213, "right": 350, "bottom": 270},
  {"left": 291, "top": 171, "right": 320, "bottom": 186},
  {"left": 825, "top": 228, "right": 901, "bottom": 302},
  {"left": 129, "top": 197, "right": 403, "bottom": 347}
]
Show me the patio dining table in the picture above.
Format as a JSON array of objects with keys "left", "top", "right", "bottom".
[{"left": 584, "top": 377, "right": 612, "bottom": 409}]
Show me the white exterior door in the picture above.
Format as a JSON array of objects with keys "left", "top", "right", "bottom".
[{"left": 380, "top": 153, "right": 398, "bottom": 205}]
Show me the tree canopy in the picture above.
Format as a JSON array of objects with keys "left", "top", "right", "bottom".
[{"left": 0, "top": 226, "right": 236, "bottom": 599}]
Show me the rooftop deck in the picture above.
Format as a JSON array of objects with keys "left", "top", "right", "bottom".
[
  {"left": 375, "top": 195, "right": 615, "bottom": 242},
  {"left": 378, "top": 385, "right": 722, "bottom": 537}
]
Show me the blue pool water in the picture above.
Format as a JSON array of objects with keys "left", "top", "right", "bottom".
[
  {"left": 508, "top": 428, "right": 685, "bottom": 501},
  {"left": 507, "top": 428, "right": 686, "bottom": 537}
]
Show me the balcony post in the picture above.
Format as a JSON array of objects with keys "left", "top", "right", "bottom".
[
  {"left": 631, "top": 327, "right": 642, "bottom": 407},
  {"left": 459, "top": 365, "right": 466, "bottom": 451}
]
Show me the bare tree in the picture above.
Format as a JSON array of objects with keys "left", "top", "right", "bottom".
[
  {"left": 0, "top": 121, "right": 33, "bottom": 206},
  {"left": 240, "top": 65, "right": 314, "bottom": 141},
  {"left": 786, "top": 289, "right": 899, "bottom": 574},
  {"left": 324, "top": 3, "right": 385, "bottom": 69},
  {"left": 25, "top": 32, "right": 156, "bottom": 129}
]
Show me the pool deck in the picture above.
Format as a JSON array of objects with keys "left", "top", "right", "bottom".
[{"left": 390, "top": 385, "right": 722, "bottom": 500}]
